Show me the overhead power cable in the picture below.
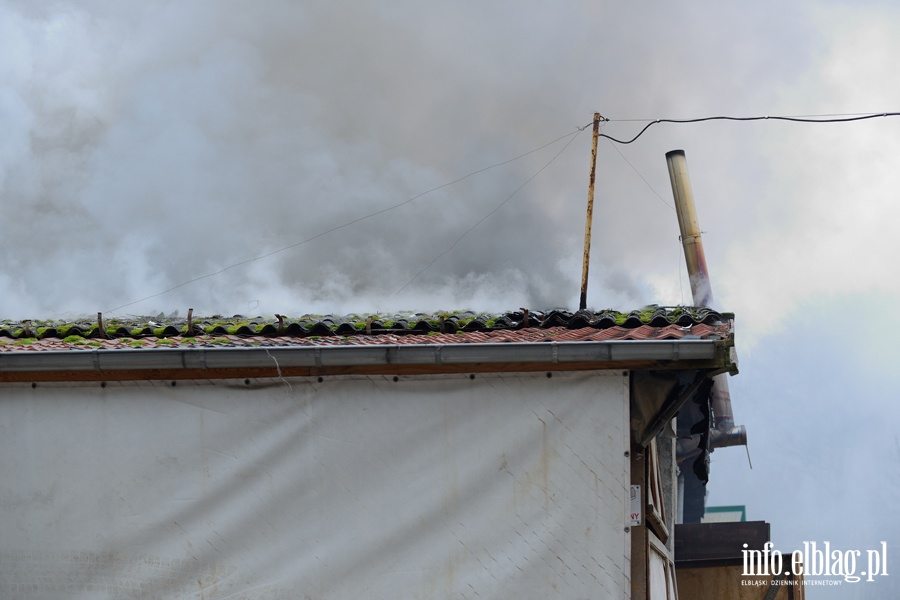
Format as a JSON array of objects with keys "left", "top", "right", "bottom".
[
  {"left": 594, "top": 111, "right": 900, "bottom": 145},
  {"left": 610, "top": 111, "right": 893, "bottom": 122}
]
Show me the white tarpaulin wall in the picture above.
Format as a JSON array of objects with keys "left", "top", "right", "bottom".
[{"left": 1, "top": 371, "right": 630, "bottom": 599}]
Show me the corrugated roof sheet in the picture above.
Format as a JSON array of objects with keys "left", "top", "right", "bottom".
[{"left": 0, "top": 307, "right": 732, "bottom": 352}]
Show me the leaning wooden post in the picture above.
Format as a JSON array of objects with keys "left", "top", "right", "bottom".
[{"left": 580, "top": 113, "right": 601, "bottom": 311}]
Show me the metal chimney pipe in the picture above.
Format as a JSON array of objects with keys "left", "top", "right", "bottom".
[
  {"left": 666, "top": 150, "right": 713, "bottom": 307},
  {"left": 665, "top": 149, "right": 746, "bottom": 451}
]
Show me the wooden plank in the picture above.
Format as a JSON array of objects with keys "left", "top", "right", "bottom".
[
  {"left": 648, "top": 532, "right": 678, "bottom": 600},
  {"left": 631, "top": 439, "right": 649, "bottom": 600},
  {"left": 646, "top": 437, "right": 669, "bottom": 543}
]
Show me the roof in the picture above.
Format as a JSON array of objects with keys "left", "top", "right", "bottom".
[
  {"left": 0, "top": 307, "right": 737, "bottom": 382},
  {"left": 1, "top": 307, "right": 730, "bottom": 350}
]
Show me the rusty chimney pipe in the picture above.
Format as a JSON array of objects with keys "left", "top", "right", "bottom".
[
  {"left": 666, "top": 150, "right": 746, "bottom": 452},
  {"left": 666, "top": 150, "right": 713, "bottom": 306}
]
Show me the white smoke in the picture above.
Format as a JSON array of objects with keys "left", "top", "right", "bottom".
[{"left": 0, "top": 0, "right": 816, "bottom": 320}]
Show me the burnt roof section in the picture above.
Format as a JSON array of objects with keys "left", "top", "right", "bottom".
[{"left": 0, "top": 306, "right": 732, "bottom": 352}]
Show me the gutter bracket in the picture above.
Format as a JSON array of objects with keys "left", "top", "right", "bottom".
[
  {"left": 314, "top": 348, "right": 323, "bottom": 372},
  {"left": 385, "top": 346, "right": 398, "bottom": 365}
]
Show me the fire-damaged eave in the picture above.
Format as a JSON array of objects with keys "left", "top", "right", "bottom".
[{"left": 0, "top": 338, "right": 737, "bottom": 383}]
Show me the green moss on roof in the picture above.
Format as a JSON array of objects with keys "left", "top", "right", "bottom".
[{"left": 0, "top": 307, "right": 730, "bottom": 351}]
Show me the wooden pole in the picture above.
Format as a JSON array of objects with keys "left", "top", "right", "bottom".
[{"left": 579, "top": 113, "right": 601, "bottom": 311}]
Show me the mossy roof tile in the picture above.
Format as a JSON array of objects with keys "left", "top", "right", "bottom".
[{"left": 0, "top": 306, "right": 732, "bottom": 352}]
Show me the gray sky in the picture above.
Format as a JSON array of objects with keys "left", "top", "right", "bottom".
[{"left": 3, "top": 1, "right": 900, "bottom": 596}]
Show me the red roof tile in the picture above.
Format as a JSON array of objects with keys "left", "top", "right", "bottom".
[{"left": 0, "top": 322, "right": 728, "bottom": 352}]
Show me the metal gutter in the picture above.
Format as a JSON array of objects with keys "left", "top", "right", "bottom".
[{"left": 0, "top": 339, "right": 730, "bottom": 375}]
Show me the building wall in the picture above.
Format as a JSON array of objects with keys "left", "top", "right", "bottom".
[{"left": 1, "top": 371, "right": 630, "bottom": 599}]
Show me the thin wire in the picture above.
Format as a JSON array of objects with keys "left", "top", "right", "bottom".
[
  {"left": 602, "top": 123, "right": 683, "bottom": 307},
  {"left": 609, "top": 111, "right": 889, "bottom": 122},
  {"left": 105, "top": 128, "right": 582, "bottom": 313},
  {"left": 599, "top": 112, "right": 900, "bottom": 144},
  {"left": 604, "top": 138, "right": 675, "bottom": 211},
  {"left": 605, "top": 135, "right": 685, "bottom": 307},
  {"left": 393, "top": 130, "right": 584, "bottom": 296}
]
